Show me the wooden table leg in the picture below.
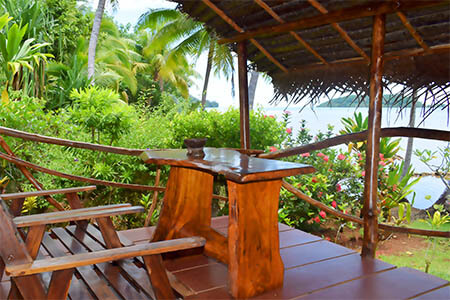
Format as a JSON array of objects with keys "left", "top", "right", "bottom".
[
  {"left": 227, "top": 179, "right": 284, "bottom": 298},
  {"left": 152, "top": 166, "right": 213, "bottom": 240}
]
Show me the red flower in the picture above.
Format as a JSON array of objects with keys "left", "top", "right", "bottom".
[
  {"left": 336, "top": 183, "right": 342, "bottom": 192},
  {"left": 361, "top": 171, "right": 366, "bottom": 177},
  {"left": 323, "top": 155, "right": 329, "bottom": 162},
  {"left": 314, "top": 216, "right": 321, "bottom": 223},
  {"left": 301, "top": 152, "right": 310, "bottom": 157},
  {"left": 337, "top": 153, "right": 346, "bottom": 160},
  {"left": 286, "top": 127, "right": 292, "bottom": 134},
  {"left": 317, "top": 152, "right": 325, "bottom": 157},
  {"left": 331, "top": 201, "right": 337, "bottom": 208},
  {"left": 325, "top": 237, "right": 331, "bottom": 241},
  {"left": 269, "top": 146, "right": 277, "bottom": 152},
  {"left": 328, "top": 168, "right": 333, "bottom": 172},
  {"left": 319, "top": 211, "right": 326, "bottom": 218},
  {"left": 311, "top": 177, "right": 319, "bottom": 183},
  {"left": 318, "top": 191, "right": 323, "bottom": 198}
]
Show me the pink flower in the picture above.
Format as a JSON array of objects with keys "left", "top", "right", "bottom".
[
  {"left": 323, "top": 156, "right": 329, "bottom": 162},
  {"left": 379, "top": 153, "right": 385, "bottom": 160},
  {"left": 337, "top": 153, "right": 346, "bottom": 160},
  {"left": 314, "top": 216, "right": 321, "bottom": 223},
  {"left": 286, "top": 127, "right": 292, "bottom": 134},
  {"left": 269, "top": 115, "right": 275, "bottom": 118},
  {"left": 392, "top": 184, "right": 397, "bottom": 191},
  {"left": 379, "top": 161, "right": 386, "bottom": 166},
  {"left": 269, "top": 146, "right": 277, "bottom": 152},
  {"left": 263, "top": 114, "right": 267, "bottom": 118},
  {"left": 311, "top": 177, "right": 318, "bottom": 183},
  {"left": 317, "top": 152, "right": 325, "bottom": 157},
  {"left": 319, "top": 211, "right": 326, "bottom": 218},
  {"left": 336, "top": 183, "right": 342, "bottom": 192},
  {"left": 361, "top": 171, "right": 366, "bottom": 177},
  {"left": 283, "top": 110, "right": 291, "bottom": 115},
  {"left": 331, "top": 201, "right": 337, "bottom": 208},
  {"left": 301, "top": 152, "right": 310, "bottom": 157}
]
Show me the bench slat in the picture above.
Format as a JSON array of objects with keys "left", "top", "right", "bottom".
[
  {"left": 1, "top": 186, "right": 97, "bottom": 200},
  {"left": 7, "top": 237, "right": 206, "bottom": 276},
  {"left": 14, "top": 205, "right": 142, "bottom": 227}
]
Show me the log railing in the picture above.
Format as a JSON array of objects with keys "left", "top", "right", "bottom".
[
  {"left": 1, "top": 126, "right": 448, "bottom": 239},
  {"left": 263, "top": 127, "right": 450, "bottom": 240},
  {"left": 260, "top": 127, "right": 450, "bottom": 159}
]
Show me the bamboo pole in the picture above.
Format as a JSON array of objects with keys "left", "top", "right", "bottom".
[{"left": 362, "top": 13, "right": 386, "bottom": 258}]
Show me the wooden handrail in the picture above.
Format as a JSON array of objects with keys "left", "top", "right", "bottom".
[
  {"left": 0, "top": 126, "right": 143, "bottom": 156},
  {"left": 0, "top": 151, "right": 228, "bottom": 201},
  {"left": 260, "top": 127, "right": 450, "bottom": 159},
  {"left": 282, "top": 181, "right": 450, "bottom": 238}
]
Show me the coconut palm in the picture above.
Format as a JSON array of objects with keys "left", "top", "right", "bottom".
[
  {"left": 87, "top": 0, "right": 117, "bottom": 81},
  {"left": 138, "top": 8, "right": 233, "bottom": 106}
]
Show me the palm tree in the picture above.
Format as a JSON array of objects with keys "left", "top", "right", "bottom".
[
  {"left": 138, "top": 9, "right": 233, "bottom": 107},
  {"left": 87, "top": 0, "right": 117, "bottom": 81}
]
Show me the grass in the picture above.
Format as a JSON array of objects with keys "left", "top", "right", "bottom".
[{"left": 379, "top": 220, "right": 450, "bottom": 281}]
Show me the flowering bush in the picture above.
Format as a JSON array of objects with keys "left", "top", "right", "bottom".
[{"left": 277, "top": 112, "right": 420, "bottom": 231}]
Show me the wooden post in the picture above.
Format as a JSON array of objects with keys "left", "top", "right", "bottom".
[
  {"left": 362, "top": 13, "right": 385, "bottom": 258},
  {"left": 238, "top": 41, "right": 251, "bottom": 149}
]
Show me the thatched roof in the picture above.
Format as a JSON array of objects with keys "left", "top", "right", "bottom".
[{"left": 171, "top": 0, "right": 450, "bottom": 111}]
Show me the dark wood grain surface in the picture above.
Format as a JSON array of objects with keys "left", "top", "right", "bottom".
[{"left": 141, "top": 148, "right": 314, "bottom": 182}]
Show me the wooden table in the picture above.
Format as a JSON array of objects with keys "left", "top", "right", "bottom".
[{"left": 141, "top": 148, "right": 314, "bottom": 298}]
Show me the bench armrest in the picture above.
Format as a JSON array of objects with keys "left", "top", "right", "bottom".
[
  {"left": 13, "top": 204, "right": 143, "bottom": 227},
  {"left": 0, "top": 186, "right": 97, "bottom": 200},
  {"left": 6, "top": 237, "right": 206, "bottom": 276}
]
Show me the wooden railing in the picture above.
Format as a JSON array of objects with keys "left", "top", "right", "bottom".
[
  {"left": 0, "top": 127, "right": 228, "bottom": 215},
  {"left": 259, "top": 127, "right": 450, "bottom": 239},
  {"left": 1, "top": 126, "right": 448, "bottom": 239}
]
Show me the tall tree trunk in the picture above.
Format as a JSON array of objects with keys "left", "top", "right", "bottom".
[
  {"left": 87, "top": 0, "right": 106, "bottom": 82},
  {"left": 201, "top": 43, "right": 215, "bottom": 110},
  {"left": 248, "top": 70, "right": 259, "bottom": 110},
  {"left": 402, "top": 89, "right": 417, "bottom": 178}
]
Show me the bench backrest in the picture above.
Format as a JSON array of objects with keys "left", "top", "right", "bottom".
[{"left": 0, "top": 198, "right": 33, "bottom": 269}]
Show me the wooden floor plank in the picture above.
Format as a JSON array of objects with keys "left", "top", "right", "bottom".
[
  {"left": 172, "top": 262, "right": 228, "bottom": 293},
  {"left": 301, "top": 267, "right": 449, "bottom": 300},
  {"left": 254, "top": 253, "right": 395, "bottom": 299},
  {"left": 50, "top": 228, "right": 122, "bottom": 300},
  {"left": 413, "top": 284, "right": 450, "bottom": 299},
  {"left": 165, "top": 254, "right": 218, "bottom": 273},
  {"left": 41, "top": 233, "right": 101, "bottom": 300},
  {"left": 66, "top": 225, "right": 155, "bottom": 299},
  {"left": 281, "top": 240, "right": 355, "bottom": 269},
  {"left": 279, "top": 229, "right": 322, "bottom": 249}
]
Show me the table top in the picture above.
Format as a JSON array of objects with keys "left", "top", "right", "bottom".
[{"left": 140, "top": 148, "right": 314, "bottom": 183}]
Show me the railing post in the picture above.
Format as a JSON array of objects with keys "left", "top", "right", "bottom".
[
  {"left": 362, "top": 13, "right": 385, "bottom": 258},
  {"left": 238, "top": 41, "right": 251, "bottom": 150}
]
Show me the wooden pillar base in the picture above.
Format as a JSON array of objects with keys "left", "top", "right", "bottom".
[{"left": 227, "top": 179, "right": 284, "bottom": 298}]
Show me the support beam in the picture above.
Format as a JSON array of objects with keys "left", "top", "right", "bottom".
[
  {"left": 362, "top": 13, "right": 386, "bottom": 258},
  {"left": 238, "top": 41, "right": 251, "bottom": 150},
  {"left": 218, "top": 1, "right": 445, "bottom": 44},
  {"left": 307, "top": 0, "right": 369, "bottom": 62},
  {"left": 201, "top": 0, "right": 288, "bottom": 73},
  {"left": 255, "top": 0, "right": 328, "bottom": 65},
  {"left": 396, "top": 12, "right": 429, "bottom": 51}
]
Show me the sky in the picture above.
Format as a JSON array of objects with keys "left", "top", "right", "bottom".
[{"left": 87, "top": 0, "right": 277, "bottom": 109}]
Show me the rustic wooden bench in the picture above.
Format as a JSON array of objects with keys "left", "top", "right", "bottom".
[{"left": 0, "top": 187, "right": 205, "bottom": 299}]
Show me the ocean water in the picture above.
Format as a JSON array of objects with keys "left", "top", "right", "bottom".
[{"left": 261, "top": 106, "right": 450, "bottom": 209}]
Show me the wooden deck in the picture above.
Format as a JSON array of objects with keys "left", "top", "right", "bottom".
[{"left": 1, "top": 216, "right": 448, "bottom": 299}]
